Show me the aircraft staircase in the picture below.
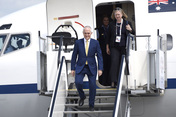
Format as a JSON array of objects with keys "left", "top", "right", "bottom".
[
  {"left": 63, "top": 88, "right": 116, "bottom": 116},
  {"left": 38, "top": 25, "right": 168, "bottom": 117},
  {"left": 38, "top": 25, "right": 133, "bottom": 117},
  {"left": 47, "top": 55, "right": 128, "bottom": 117}
]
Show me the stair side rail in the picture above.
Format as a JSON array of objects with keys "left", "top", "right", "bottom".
[
  {"left": 113, "top": 34, "right": 135, "bottom": 117},
  {"left": 112, "top": 55, "right": 128, "bottom": 117},
  {"left": 37, "top": 31, "right": 48, "bottom": 93},
  {"left": 48, "top": 56, "right": 68, "bottom": 117}
]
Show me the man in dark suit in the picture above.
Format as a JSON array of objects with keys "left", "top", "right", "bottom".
[
  {"left": 98, "top": 16, "right": 111, "bottom": 86},
  {"left": 71, "top": 26, "right": 103, "bottom": 111}
]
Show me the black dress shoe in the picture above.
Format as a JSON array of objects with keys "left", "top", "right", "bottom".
[
  {"left": 79, "top": 97, "right": 86, "bottom": 106},
  {"left": 89, "top": 107, "right": 94, "bottom": 111},
  {"left": 111, "top": 82, "right": 117, "bottom": 88},
  {"left": 111, "top": 85, "right": 116, "bottom": 88}
]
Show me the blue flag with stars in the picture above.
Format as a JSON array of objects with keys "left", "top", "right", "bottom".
[{"left": 149, "top": 0, "right": 176, "bottom": 13}]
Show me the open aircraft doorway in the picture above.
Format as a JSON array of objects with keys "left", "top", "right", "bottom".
[
  {"left": 95, "top": 1, "right": 135, "bottom": 86},
  {"left": 95, "top": 2, "right": 135, "bottom": 31}
]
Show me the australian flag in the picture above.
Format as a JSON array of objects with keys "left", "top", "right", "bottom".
[{"left": 149, "top": 0, "right": 176, "bottom": 13}]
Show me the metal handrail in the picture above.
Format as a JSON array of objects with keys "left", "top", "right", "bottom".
[
  {"left": 112, "top": 55, "right": 127, "bottom": 117},
  {"left": 38, "top": 31, "right": 47, "bottom": 53},
  {"left": 126, "top": 34, "right": 135, "bottom": 75},
  {"left": 46, "top": 35, "right": 63, "bottom": 67},
  {"left": 48, "top": 56, "right": 66, "bottom": 117}
]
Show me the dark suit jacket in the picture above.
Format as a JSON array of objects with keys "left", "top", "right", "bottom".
[
  {"left": 71, "top": 38, "right": 103, "bottom": 75},
  {"left": 106, "top": 19, "right": 135, "bottom": 47},
  {"left": 98, "top": 25, "right": 109, "bottom": 53}
]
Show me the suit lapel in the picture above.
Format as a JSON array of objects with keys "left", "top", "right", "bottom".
[
  {"left": 81, "top": 39, "right": 86, "bottom": 56},
  {"left": 88, "top": 39, "right": 92, "bottom": 56}
]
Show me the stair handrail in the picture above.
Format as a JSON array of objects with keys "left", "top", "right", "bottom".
[
  {"left": 48, "top": 56, "right": 66, "bottom": 117},
  {"left": 112, "top": 34, "right": 134, "bottom": 117},
  {"left": 125, "top": 33, "right": 135, "bottom": 75},
  {"left": 38, "top": 31, "right": 47, "bottom": 53},
  {"left": 112, "top": 55, "right": 127, "bottom": 117}
]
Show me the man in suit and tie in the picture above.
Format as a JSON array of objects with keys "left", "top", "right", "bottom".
[{"left": 71, "top": 26, "right": 103, "bottom": 111}]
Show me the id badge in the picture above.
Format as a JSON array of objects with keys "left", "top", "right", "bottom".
[{"left": 116, "top": 36, "right": 121, "bottom": 43}]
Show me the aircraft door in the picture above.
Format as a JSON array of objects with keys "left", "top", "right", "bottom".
[
  {"left": 47, "top": 0, "right": 94, "bottom": 51},
  {"left": 46, "top": 0, "right": 94, "bottom": 91},
  {"left": 95, "top": 2, "right": 135, "bottom": 86}
]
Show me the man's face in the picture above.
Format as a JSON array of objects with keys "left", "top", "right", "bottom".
[
  {"left": 83, "top": 27, "right": 92, "bottom": 40},
  {"left": 103, "top": 17, "right": 109, "bottom": 26}
]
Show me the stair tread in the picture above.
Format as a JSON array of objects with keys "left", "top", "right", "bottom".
[
  {"left": 68, "top": 88, "right": 116, "bottom": 92},
  {"left": 63, "top": 110, "right": 113, "bottom": 114},
  {"left": 65, "top": 103, "right": 114, "bottom": 107},
  {"left": 66, "top": 96, "right": 115, "bottom": 99},
  {"left": 68, "top": 90, "right": 117, "bottom": 96}
]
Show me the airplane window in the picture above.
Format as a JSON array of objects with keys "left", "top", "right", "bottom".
[
  {"left": 0, "top": 35, "right": 7, "bottom": 52},
  {"left": 4, "top": 33, "right": 30, "bottom": 54}
]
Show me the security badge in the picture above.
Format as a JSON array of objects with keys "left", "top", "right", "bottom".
[
  {"left": 116, "top": 36, "right": 121, "bottom": 43},
  {"left": 115, "top": 19, "right": 123, "bottom": 43}
]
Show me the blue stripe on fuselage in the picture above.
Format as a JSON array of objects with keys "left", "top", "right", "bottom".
[
  {"left": 167, "top": 79, "right": 176, "bottom": 89},
  {"left": 0, "top": 84, "right": 38, "bottom": 94},
  {"left": 0, "top": 79, "right": 176, "bottom": 94}
]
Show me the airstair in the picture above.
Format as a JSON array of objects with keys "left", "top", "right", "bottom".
[
  {"left": 46, "top": 53, "right": 129, "bottom": 117},
  {"left": 38, "top": 25, "right": 132, "bottom": 117},
  {"left": 38, "top": 25, "right": 169, "bottom": 117},
  {"left": 46, "top": 57, "right": 128, "bottom": 117},
  {"left": 64, "top": 88, "right": 115, "bottom": 116}
]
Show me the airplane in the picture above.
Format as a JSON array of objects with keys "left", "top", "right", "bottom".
[
  {"left": 0, "top": 0, "right": 176, "bottom": 117},
  {"left": 0, "top": 2, "right": 51, "bottom": 117}
]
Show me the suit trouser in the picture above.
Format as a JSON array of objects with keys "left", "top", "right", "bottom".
[{"left": 75, "top": 65, "right": 96, "bottom": 107}]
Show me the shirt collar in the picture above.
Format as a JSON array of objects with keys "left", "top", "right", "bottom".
[
  {"left": 84, "top": 38, "right": 91, "bottom": 42},
  {"left": 102, "top": 25, "right": 109, "bottom": 29}
]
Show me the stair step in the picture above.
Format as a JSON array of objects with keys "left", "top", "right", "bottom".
[
  {"left": 66, "top": 96, "right": 115, "bottom": 99},
  {"left": 65, "top": 103, "right": 114, "bottom": 107},
  {"left": 68, "top": 88, "right": 117, "bottom": 92},
  {"left": 68, "top": 89, "right": 117, "bottom": 96},
  {"left": 63, "top": 110, "right": 113, "bottom": 114}
]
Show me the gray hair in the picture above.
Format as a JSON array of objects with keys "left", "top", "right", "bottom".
[{"left": 83, "top": 26, "right": 92, "bottom": 32}]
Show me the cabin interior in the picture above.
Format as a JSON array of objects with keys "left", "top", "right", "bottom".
[{"left": 95, "top": 2, "right": 135, "bottom": 32}]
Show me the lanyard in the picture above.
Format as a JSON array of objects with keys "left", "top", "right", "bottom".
[{"left": 116, "top": 19, "right": 123, "bottom": 36}]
